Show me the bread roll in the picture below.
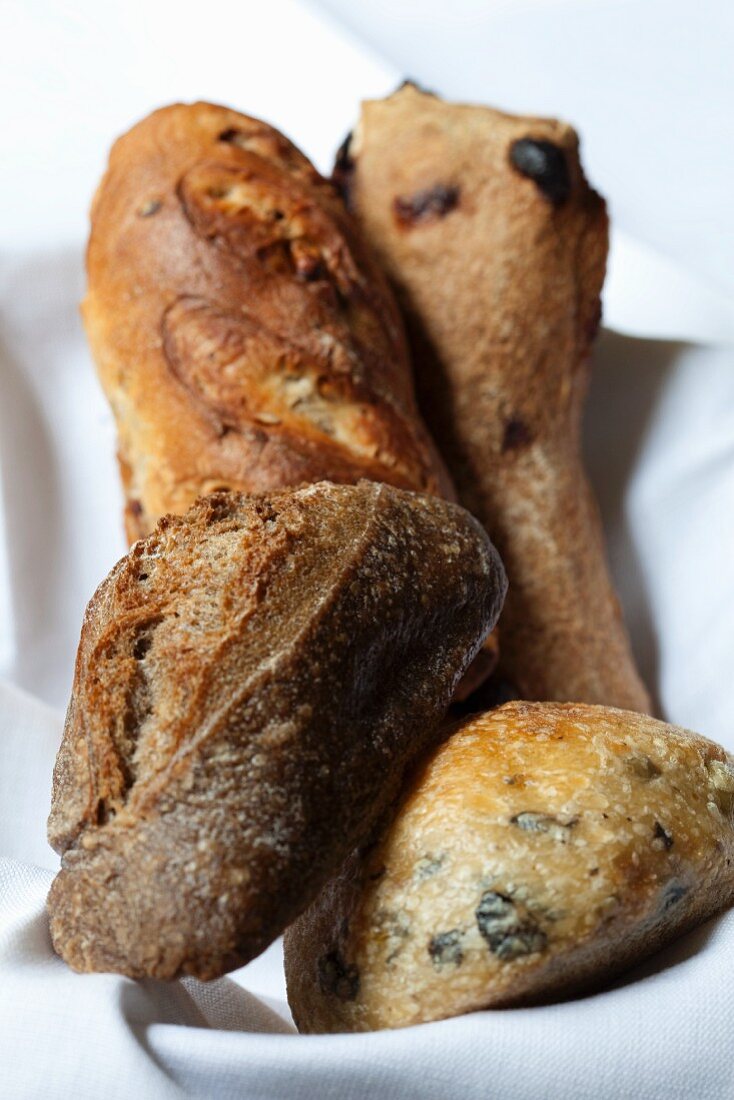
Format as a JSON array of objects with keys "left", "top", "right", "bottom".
[
  {"left": 285, "top": 701, "right": 734, "bottom": 1031},
  {"left": 336, "top": 84, "right": 649, "bottom": 712},
  {"left": 83, "top": 101, "right": 452, "bottom": 542},
  {"left": 47, "top": 481, "right": 505, "bottom": 980}
]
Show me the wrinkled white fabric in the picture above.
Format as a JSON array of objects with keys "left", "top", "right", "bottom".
[{"left": 1, "top": 1, "right": 733, "bottom": 1096}]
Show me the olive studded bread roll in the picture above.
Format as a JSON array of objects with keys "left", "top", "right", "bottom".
[
  {"left": 83, "top": 101, "right": 453, "bottom": 542},
  {"left": 47, "top": 481, "right": 505, "bottom": 980},
  {"left": 285, "top": 701, "right": 734, "bottom": 1031},
  {"left": 336, "top": 84, "right": 650, "bottom": 712}
]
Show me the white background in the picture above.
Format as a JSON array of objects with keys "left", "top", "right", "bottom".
[{"left": 1, "top": 2, "right": 733, "bottom": 1097}]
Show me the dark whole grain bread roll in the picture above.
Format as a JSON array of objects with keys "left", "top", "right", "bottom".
[
  {"left": 82, "top": 101, "right": 453, "bottom": 544},
  {"left": 47, "top": 480, "right": 506, "bottom": 980}
]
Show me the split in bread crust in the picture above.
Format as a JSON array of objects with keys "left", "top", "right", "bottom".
[
  {"left": 83, "top": 101, "right": 453, "bottom": 542},
  {"left": 47, "top": 481, "right": 506, "bottom": 980},
  {"left": 285, "top": 701, "right": 734, "bottom": 1031},
  {"left": 337, "top": 84, "right": 650, "bottom": 712}
]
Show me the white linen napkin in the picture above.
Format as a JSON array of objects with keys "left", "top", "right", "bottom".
[{"left": 1, "top": 0, "right": 733, "bottom": 1096}]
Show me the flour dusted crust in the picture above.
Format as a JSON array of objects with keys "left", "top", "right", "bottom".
[
  {"left": 337, "top": 84, "right": 649, "bottom": 712},
  {"left": 83, "top": 101, "right": 452, "bottom": 542},
  {"left": 285, "top": 702, "right": 734, "bottom": 1031},
  {"left": 46, "top": 481, "right": 505, "bottom": 980}
]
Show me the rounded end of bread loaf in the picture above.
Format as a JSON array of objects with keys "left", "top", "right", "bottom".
[{"left": 284, "top": 701, "right": 734, "bottom": 1032}]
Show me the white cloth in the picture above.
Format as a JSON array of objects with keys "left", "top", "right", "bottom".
[{"left": 1, "top": 1, "right": 733, "bottom": 1096}]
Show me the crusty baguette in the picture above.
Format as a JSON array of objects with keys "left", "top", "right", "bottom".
[
  {"left": 83, "top": 101, "right": 453, "bottom": 542},
  {"left": 336, "top": 84, "right": 650, "bottom": 712},
  {"left": 47, "top": 481, "right": 505, "bottom": 980},
  {"left": 285, "top": 701, "right": 734, "bottom": 1031}
]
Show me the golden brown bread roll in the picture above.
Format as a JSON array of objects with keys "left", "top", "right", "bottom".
[
  {"left": 336, "top": 84, "right": 650, "bottom": 712},
  {"left": 83, "top": 101, "right": 452, "bottom": 542},
  {"left": 285, "top": 701, "right": 734, "bottom": 1032},
  {"left": 47, "top": 480, "right": 506, "bottom": 980}
]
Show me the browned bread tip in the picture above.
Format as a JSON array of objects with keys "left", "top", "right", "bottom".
[{"left": 83, "top": 100, "right": 453, "bottom": 543}]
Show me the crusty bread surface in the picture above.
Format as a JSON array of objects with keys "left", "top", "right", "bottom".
[
  {"left": 83, "top": 101, "right": 453, "bottom": 542},
  {"left": 337, "top": 85, "right": 649, "bottom": 712},
  {"left": 285, "top": 701, "right": 734, "bottom": 1031},
  {"left": 47, "top": 481, "right": 505, "bottom": 980}
]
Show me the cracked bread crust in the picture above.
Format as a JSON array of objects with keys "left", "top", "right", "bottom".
[
  {"left": 47, "top": 481, "right": 505, "bottom": 980},
  {"left": 338, "top": 84, "right": 649, "bottom": 712},
  {"left": 285, "top": 701, "right": 734, "bottom": 1032},
  {"left": 82, "top": 101, "right": 452, "bottom": 542}
]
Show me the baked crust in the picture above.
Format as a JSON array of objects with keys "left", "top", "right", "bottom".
[
  {"left": 338, "top": 85, "right": 649, "bottom": 711},
  {"left": 285, "top": 701, "right": 734, "bottom": 1031},
  {"left": 46, "top": 481, "right": 505, "bottom": 980},
  {"left": 83, "top": 101, "right": 452, "bottom": 542}
]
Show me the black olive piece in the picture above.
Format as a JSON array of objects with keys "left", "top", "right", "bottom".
[
  {"left": 509, "top": 139, "right": 571, "bottom": 205},
  {"left": 475, "top": 891, "right": 547, "bottom": 961},
  {"left": 428, "top": 929, "right": 464, "bottom": 969},
  {"left": 415, "top": 854, "right": 444, "bottom": 880},
  {"left": 511, "top": 811, "right": 579, "bottom": 842}
]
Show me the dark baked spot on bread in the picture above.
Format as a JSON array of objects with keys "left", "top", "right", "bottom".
[
  {"left": 661, "top": 882, "right": 689, "bottom": 911},
  {"left": 509, "top": 139, "right": 571, "bottom": 205},
  {"left": 132, "top": 631, "right": 153, "bottom": 660},
  {"left": 255, "top": 237, "right": 326, "bottom": 283},
  {"left": 318, "top": 950, "right": 360, "bottom": 1001},
  {"left": 395, "top": 78, "right": 438, "bottom": 97},
  {"left": 393, "top": 184, "right": 460, "bottom": 227},
  {"left": 501, "top": 418, "right": 533, "bottom": 453},
  {"left": 625, "top": 754, "right": 661, "bottom": 781},
  {"left": 475, "top": 890, "right": 547, "bottom": 960},
  {"left": 653, "top": 821, "right": 674, "bottom": 850},
  {"left": 213, "top": 123, "right": 309, "bottom": 174},
  {"left": 199, "top": 490, "right": 240, "bottom": 525},
  {"left": 332, "top": 131, "right": 354, "bottom": 208},
  {"left": 428, "top": 929, "right": 464, "bottom": 969}
]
